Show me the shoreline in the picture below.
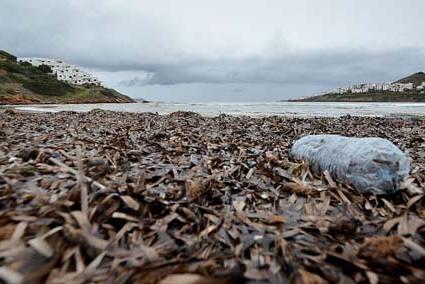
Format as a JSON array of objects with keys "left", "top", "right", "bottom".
[{"left": 2, "top": 101, "right": 425, "bottom": 118}]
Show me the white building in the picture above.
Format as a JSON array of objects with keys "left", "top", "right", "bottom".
[
  {"left": 326, "top": 81, "right": 416, "bottom": 95},
  {"left": 416, "top": 82, "right": 425, "bottom": 90},
  {"left": 18, "top": 57, "right": 101, "bottom": 86}
]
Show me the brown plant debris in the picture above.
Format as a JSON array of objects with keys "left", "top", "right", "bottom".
[{"left": 0, "top": 109, "right": 424, "bottom": 283}]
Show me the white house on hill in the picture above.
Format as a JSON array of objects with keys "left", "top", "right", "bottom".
[
  {"left": 18, "top": 57, "right": 101, "bottom": 86},
  {"left": 330, "top": 82, "right": 419, "bottom": 95}
]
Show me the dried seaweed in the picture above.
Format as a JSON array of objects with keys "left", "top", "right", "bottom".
[{"left": 0, "top": 110, "right": 424, "bottom": 283}]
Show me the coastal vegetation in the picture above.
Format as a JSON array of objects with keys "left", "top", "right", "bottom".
[
  {"left": 396, "top": 72, "right": 425, "bottom": 86},
  {"left": 0, "top": 50, "right": 135, "bottom": 104}
]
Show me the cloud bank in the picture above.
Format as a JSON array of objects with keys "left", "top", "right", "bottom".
[
  {"left": 117, "top": 48, "right": 425, "bottom": 86},
  {"left": 1, "top": 0, "right": 424, "bottom": 100}
]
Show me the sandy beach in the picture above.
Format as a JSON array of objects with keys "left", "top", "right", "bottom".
[{"left": 0, "top": 110, "right": 424, "bottom": 283}]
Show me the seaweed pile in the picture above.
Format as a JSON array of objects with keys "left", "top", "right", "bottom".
[{"left": 0, "top": 110, "right": 424, "bottom": 283}]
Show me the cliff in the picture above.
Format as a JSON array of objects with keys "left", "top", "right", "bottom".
[{"left": 0, "top": 51, "right": 136, "bottom": 104}]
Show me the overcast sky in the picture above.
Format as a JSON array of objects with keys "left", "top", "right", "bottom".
[{"left": 1, "top": 0, "right": 425, "bottom": 102}]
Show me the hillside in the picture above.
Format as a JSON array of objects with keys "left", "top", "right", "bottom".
[
  {"left": 395, "top": 72, "right": 425, "bottom": 87},
  {"left": 290, "top": 72, "right": 425, "bottom": 102},
  {"left": 0, "top": 51, "right": 136, "bottom": 104},
  {"left": 289, "top": 91, "right": 425, "bottom": 102}
]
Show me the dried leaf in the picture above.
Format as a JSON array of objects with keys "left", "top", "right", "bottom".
[
  {"left": 0, "top": 267, "right": 23, "bottom": 284},
  {"left": 120, "top": 195, "right": 140, "bottom": 211},
  {"left": 28, "top": 237, "right": 54, "bottom": 258},
  {"left": 323, "top": 170, "right": 337, "bottom": 188},
  {"left": 11, "top": 222, "right": 27, "bottom": 241},
  {"left": 295, "top": 268, "right": 326, "bottom": 284},
  {"left": 365, "top": 271, "right": 379, "bottom": 284},
  {"left": 158, "top": 274, "right": 224, "bottom": 284},
  {"left": 359, "top": 236, "right": 404, "bottom": 259},
  {"left": 281, "top": 182, "right": 311, "bottom": 195},
  {"left": 1, "top": 110, "right": 425, "bottom": 283}
]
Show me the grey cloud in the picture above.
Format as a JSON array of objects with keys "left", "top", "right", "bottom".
[
  {"left": 1, "top": 0, "right": 424, "bottom": 98},
  {"left": 118, "top": 48, "right": 425, "bottom": 86}
]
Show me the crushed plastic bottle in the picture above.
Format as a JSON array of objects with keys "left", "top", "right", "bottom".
[{"left": 291, "top": 135, "right": 410, "bottom": 194}]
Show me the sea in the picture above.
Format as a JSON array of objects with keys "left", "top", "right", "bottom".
[{"left": 11, "top": 102, "right": 425, "bottom": 118}]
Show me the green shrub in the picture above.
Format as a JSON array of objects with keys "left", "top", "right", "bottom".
[
  {"left": 0, "top": 61, "right": 25, "bottom": 73},
  {"left": 19, "top": 61, "right": 32, "bottom": 67},
  {"left": 23, "top": 79, "right": 74, "bottom": 96},
  {"left": 5, "top": 88, "right": 17, "bottom": 95},
  {"left": 37, "top": 64, "right": 53, "bottom": 74},
  {"left": 0, "top": 74, "right": 11, "bottom": 84}
]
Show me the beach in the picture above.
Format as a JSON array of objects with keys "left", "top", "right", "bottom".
[
  {"left": 10, "top": 101, "right": 425, "bottom": 118},
  {"left": 0, "top": 109, "right": 424, "bottom": 283}
]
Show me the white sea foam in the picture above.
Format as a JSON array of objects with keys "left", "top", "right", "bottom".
[{"left": 11, "top": 102, "right": 425, "bottom": 118}]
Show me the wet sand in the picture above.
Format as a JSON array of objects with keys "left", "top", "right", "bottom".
[{"left": 0, "top": 110, "right": 424, "bottom": 283}]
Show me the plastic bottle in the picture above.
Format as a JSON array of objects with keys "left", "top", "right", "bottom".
[{"left": 291, "top": 135, "right": 410, "bottom": 194}]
